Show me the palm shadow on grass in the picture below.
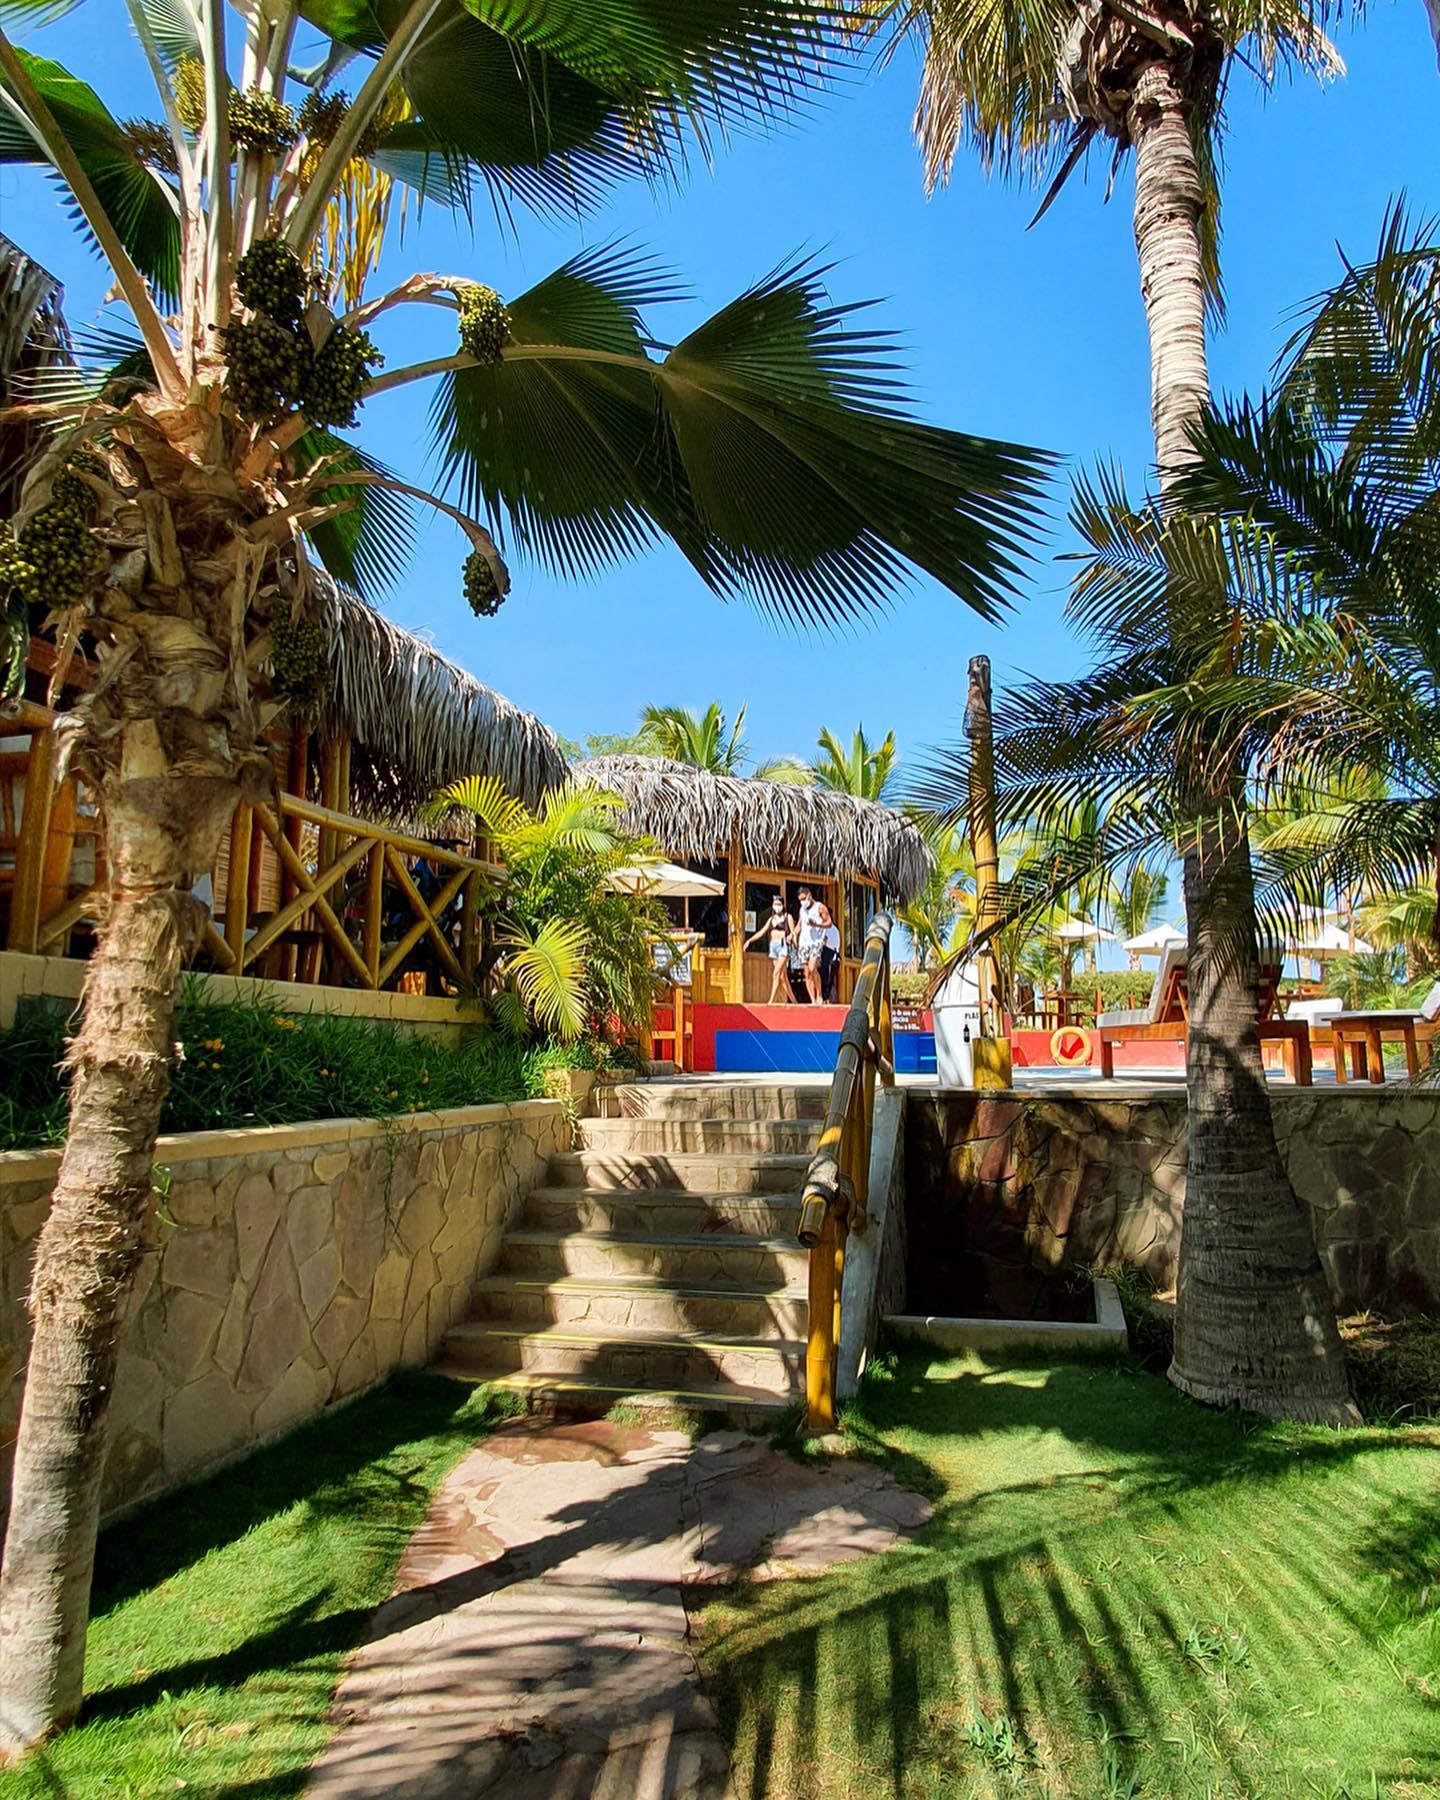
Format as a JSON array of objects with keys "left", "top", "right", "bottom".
[
  {"left": 1, "top": 1373, "right": 518, "bottom": 1800},
  {"left": 700, "top": 1345, "right": 1440, "bottom": 1800}
]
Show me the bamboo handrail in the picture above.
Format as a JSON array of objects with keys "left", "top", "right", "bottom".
[{"left": 796, "top": 910, "right": 895, "bottom": 1431}]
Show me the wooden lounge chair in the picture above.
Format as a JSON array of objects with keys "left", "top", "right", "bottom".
[
  {"left": 1095, "top": 942, "right": 1312, "bottom": 1084},
  {"left": 1304, "top": 981, "right": 1440, "bottom": 1084}
]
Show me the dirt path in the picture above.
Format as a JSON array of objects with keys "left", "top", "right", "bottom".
[{"left": 307, "top": 1415, "right": 930, "bottom": 1798}]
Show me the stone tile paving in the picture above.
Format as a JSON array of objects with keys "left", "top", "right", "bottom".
[{"left": 307, "top": 1415, "right": 931, "bottom": 1798}]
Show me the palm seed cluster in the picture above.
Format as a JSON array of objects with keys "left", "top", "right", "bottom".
[
  {"left": 268, "top": 607, "right": 331, "bottom": 716},
  {"left": 223, "top": 238, "right": 381, "bottom": 427},
  {"left": 172, "top": 58, "right": 296, "bottom": 153},
  {"left": 1, "top": 462, "right": 105, "bottom": 612},
  {"left": 457, "top": 285, "right": 512, "bottom": 365},
  {"left": 463, "top": 550, "right": 504, "bottom": 618}
]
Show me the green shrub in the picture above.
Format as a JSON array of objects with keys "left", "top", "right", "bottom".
[
  {"left": 891, "top": 969, "right": 930, "bottom": 1004},
  {"left": 0, "top": 986, "right": 607, "bottom": 1151},
  {"left": 1106, "top": 1263, "right": 1175, "bottom": 1372}
]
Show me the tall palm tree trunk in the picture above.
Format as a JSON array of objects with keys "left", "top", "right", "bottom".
[
  {"left": 1, "top": 555, "right": 251, "bottom": 1752},
  {"left": 1128, "top": 60, "right": 1354, "bottom": 1422}
]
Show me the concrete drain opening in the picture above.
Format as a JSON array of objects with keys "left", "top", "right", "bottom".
[{"left": 885, "top": 1276, "right": 1129, "bottom": 1353}]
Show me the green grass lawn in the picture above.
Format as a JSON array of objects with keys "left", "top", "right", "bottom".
[
  {"left": 0, "top": 1373, "right": 516, "bottom": 1800},
  {"left": 699, "top": 1347, "right": 1440, "bottom": 1800}
]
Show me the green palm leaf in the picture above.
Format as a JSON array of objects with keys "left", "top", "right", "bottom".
[
  {"left": 0, "top": 49, "right": 180, "bottom": 305},
  {"left": 432, "top": 244, "right": 1051, "bottom": 624},
  {"left": 293, "top": 431, "right": 418, "bottom": 599},
  {"left": 506, "top": 916, "right": 591, "bottom": 1038}
]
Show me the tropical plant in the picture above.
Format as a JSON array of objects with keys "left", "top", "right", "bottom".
[
  {"left": 941, "top": 215, "right": 1440, "bottom": 1425},
  {"left": 898, "top": 823, "right": 974, "bottom": 969},
  {"left": 638, "top": 701, "right": 752, "bottom": 773},
  {"left": 813, "top": 724, "right": 897, "bottom": 800},
  {"left": 1111, "top": 865, "right": 1170, "bottom": 965},
  {"left": 882, "top": 0, "right": 1353, "bottom": 1425},
  {"left": 0, "top": 1, "right": 1050, "bottom": 1751},
  {"left": 429, "top": 776, "right": 663, "bottom": 1042}
]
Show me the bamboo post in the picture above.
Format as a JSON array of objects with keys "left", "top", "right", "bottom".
[
  {"left": 727, "top": 832, "right": 745, "bottom": 1004},
  {"left": 966, "top": 655, "right": 1013, "bottom": 1087},
  {"left": 225, "top": 803, "right": 254, "bottom": 964},
  {"left": 459, "top": 866, "right": 482, "bottom": 984},
  {"left": 7, "top": 729, "right": 57, "bottom": 953},
  {"left": 806, "top": 1205, "right": 840, "bottom": 1431},
  {"left": 363, "top": 838, "right": 385, "bottom": 983},
  {"left": 38, "top": 775, "right": 78, "bottom": 949}
]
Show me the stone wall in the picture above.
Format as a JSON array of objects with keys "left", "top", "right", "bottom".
[
  {"left": 905, "top": 1086, "right": 1440, "bottom": 1318},
  {"left": 1, "top": 1099, "right": 568, "bottom": 1516}
]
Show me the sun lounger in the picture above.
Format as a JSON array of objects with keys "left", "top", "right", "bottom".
[
  {"left": 1306, "top": 981, "right": 1440, "bottom": 1083},
  {"left": 1095, "top": 941, "right": 1312, "bottom": 1083}
]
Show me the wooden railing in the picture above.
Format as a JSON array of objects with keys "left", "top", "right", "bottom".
[
  {"left": 16, "top": 779, "right": 498, "bottom": 996},
  {"left": 213, "top": 794, "right": 499, "bottom": 991},
  {"left": 796, "top": 910, "right": 895, "bottom": 1431}
]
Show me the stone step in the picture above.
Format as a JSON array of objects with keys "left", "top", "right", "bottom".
[
  {"left": 469, "top": 1272, "right": 809, "bottom": 1337},
  {"left": 497, "top": 1228, "right": 807, "bottom": 1287},
  {"left": 441, "top": 1321, "right": 804, "bottom": 1397},
  {"left": 576, "top": 1116, "right": 823, "bottom": 1156},
  {"left": 523, "top": 1185, "right": 806, "bottom": 1239},
  {"left": 547, "top": 1150, "right": 811, "bottom": 1194},
  {"left": 593, "top": 1081, "right": 829, "bottom": 1122},
  {"left": 431, "top": 1366, "right": 793, "bottom": 1429}
]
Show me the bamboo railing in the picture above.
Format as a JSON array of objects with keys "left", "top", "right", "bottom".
[
  {"left": 17, "top": 780, "right": 498, "bottom": 994},
  {"left": 796, "top": 909, "right": 895, "bottom": 1431}
]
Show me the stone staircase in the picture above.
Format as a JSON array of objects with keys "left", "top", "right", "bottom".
[{"left": 435, "top": 1080, "right": 827, "bottom": 1422}]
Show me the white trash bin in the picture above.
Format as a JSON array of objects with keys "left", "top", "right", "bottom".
[{"left": 932, "top": 962, "right": 983, "bottom": 1088}]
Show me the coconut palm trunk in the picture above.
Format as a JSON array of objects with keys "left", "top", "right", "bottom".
[{"left": 1127, "top": 63, "right": 1354, "bottom": 1422}]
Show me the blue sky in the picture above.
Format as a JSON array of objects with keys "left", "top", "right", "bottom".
[{"left": 3, "top": 3, "right": 1437, "bottom": 797}]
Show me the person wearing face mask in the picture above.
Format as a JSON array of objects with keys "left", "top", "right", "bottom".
[{"left": 744, "top": 893, "right": 797, "bottom": 1004}]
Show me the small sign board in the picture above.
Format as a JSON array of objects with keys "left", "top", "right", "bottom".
[{"left": 651, "top": 934, "right": 695, "bottom": 987}]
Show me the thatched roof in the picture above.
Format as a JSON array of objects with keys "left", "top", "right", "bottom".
[
  {"left": 314, "top": 579, "right": 565, "bottom": 815},
  {"left": 0, "top": 235, "right": 72, "bottom": 514},
  {"left": 573, "top": 755, "right": 934, "bottom": 901}
]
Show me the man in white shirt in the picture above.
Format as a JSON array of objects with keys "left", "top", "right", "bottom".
[{"left": 796, "top": 886, "right": 824, "bottom": 1004}]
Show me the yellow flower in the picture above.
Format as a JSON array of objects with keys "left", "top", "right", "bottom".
[{"left": 202, "top": 1038, "right": 224, "bottom": 1052}]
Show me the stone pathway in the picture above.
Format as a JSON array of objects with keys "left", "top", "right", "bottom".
[{"left": 307, "top": 1416, "right": 930, "bottom": 1798}]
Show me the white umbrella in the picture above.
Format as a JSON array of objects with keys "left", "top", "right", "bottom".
[
  {"left": 1053, "top": 916, "right": 1116, "bottom": 944},
  {"left": 1287, "top": 921, "right": 1374, "bottom": 958},
  {"left": 606, "top": 861, "right": 725, "bottom": 899},
  {"left": 1122, "top": 922, "right": 1186, "bottom": 956}
]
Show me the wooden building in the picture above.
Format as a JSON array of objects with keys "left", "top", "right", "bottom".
[
  {"left": 572, "top": 755, "right": 932, "bottom": 1005},
  {"left": 3, "top": 579, "right": 565, "bottom": 995}
]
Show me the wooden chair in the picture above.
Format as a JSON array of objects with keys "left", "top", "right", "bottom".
[{"left": 1095, "top": 943, "right": 1312, "bottom": 1084}]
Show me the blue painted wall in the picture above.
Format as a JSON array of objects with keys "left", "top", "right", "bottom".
[{"left": 714, "top": 1030, "right": 936, "bottom": 1075}]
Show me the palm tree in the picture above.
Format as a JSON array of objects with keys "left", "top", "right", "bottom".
[
  {"left": 813, "top": 725, "right": 897, "bottom": 800},
  {"left": 1111, "top": 866, "right": 1170, "bottom": 966},
  {"left": 1113, "top": 208, "right": 1440, "bottom": 1002},
  {"left": 878, "top": 0, "right": 1351, "bottom": 1424},
  {"left": 867, "top": 0, "right": 1340, "bottom": 478},
  {"left": 969, "top": 212, "right": 1440, "bottom": 1423},
  {"left": 0, "top": 4, "right": 1050, "bottom": 1749},
  {"left": 638, "top": 702, "right": 752, "bottom": 773},
  {"left": 898, "top": 824, "right": 974, "bottom": 969}
]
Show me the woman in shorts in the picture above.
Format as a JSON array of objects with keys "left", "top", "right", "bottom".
[{"left": 744, "top": 894, "right": 796, "bottom": 1003}]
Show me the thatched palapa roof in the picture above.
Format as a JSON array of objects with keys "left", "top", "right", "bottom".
[
  {"left": 314, "top": 579, "right": 565, "bottom": 815},
  {"left": 573, "top": 755, "right": 933, "bottom": 901}
]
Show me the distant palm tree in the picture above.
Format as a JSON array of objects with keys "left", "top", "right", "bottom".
[
  {"left": 1111, "top": 866, "right": 1170, "bottom": 966},
  {"left": 813, "top": 726, "right": 897, "bottom": 800},
  {"left": 639, "top": 702, "right": 751, "bottom": 773}
]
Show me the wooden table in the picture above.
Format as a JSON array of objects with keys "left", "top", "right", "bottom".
[{"left": 1326, "top": 1011, "right": 1422, "bottom": 1084}]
